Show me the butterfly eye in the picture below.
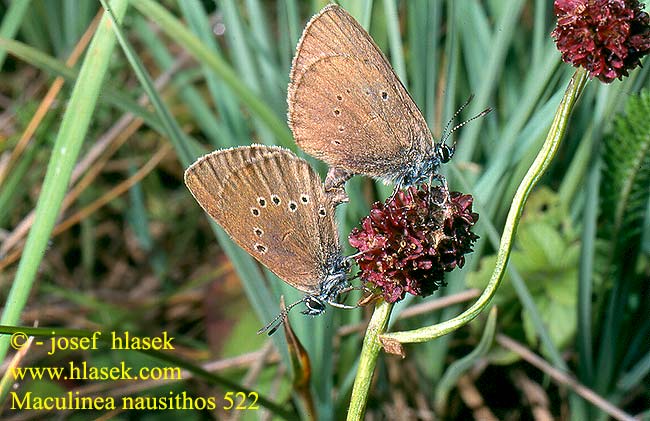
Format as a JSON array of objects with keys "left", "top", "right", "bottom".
[
  {"left": 438, "top": 144, "right": 453, "bottom": 163},
  {"left": 303, "top": 296, "right": 326, "bottom": 314}
]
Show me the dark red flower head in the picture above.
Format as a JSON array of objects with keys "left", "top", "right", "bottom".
[
  {"left": 348, "top": 185, "right": 479, "bottom": 303},
  {"left": 551, "top": 0, "right": 650, "bottom": 83}
]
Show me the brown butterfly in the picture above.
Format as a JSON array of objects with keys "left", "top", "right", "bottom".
[
  {"left": 288, "top": 5, "right": 489, "bottom": 200},
  {"left": 184, "top": 145, "right": 352, "bottom": 334}
]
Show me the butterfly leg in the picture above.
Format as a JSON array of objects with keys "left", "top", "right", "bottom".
[
  {"left": 430, "top": 173, "right": 448, "bottom": 190},
  {"left": 328, "top": 284, "right": 378, "bottom": 309},
  {"left": 388, "top": 179, "right": 404, "bottom": 202},
  {"left": 340, "top": 284, "right": 381, "bottom": 306},
  {"left": 426, "top": 174, "right": 451, "bottom": 206},
  {"left": 325, "top": 167, "right": 353, "bottom": 206},
  {"left": 328, "top": 300, "right": 357, "bottom": 310}
]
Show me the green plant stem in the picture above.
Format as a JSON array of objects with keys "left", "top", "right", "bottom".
[
  {"left": 381, "top": 68, "right": 589, "bottom": 344},
  {"left": 347, "top": 300, "right": 393, "bottom": 420}
]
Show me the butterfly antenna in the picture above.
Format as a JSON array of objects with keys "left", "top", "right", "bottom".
[
  {"left": 440, "top": 102, "right": 492, "bottom": 148},
  {"left": 439, "top": 94, "right": 475, "bottom": 145},
  {"left": 257, "top": 298, "right": 305, "bottom": 336},
  {"left": 439, "top": 95, "right": 492, "bottom": 155}
]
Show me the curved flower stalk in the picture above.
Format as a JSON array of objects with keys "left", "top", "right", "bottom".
[
  {"left": 345, "top": 0, "right": 650, "bottom": 417},
  {"left": 382, "top": 68, "right": 589, "bottom": 345},
  {"left": 346, "top": 68, "right": 589, "bottom": 421}
]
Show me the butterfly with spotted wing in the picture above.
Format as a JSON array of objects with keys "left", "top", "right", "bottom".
[
  {"left": 288, "top": 5, "right": 490, "bottom": 202},
  {"left": 184, "top": 145, "right": 353, "bottom": 335}
]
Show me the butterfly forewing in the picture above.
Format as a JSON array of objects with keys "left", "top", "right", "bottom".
[
  {"left": 185, "top": 147, "right": 341, "bottom": 294},
  {"left": 184, "top": 144, "right": 286, "bottom": 203},
  {"left": 288, "top": 5, "right": 432, "bottom": 179}
]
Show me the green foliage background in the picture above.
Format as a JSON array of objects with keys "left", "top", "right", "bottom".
[{"left": 0, "top": 0, "right": 648, "bottom": 419}]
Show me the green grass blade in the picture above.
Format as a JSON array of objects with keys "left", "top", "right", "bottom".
[
  {"left": 219, "top": 0, "right": 275, "bottom": 146},
  {"left": 277, "top": 0, "right": 300, "bottom": 72},
  {"left": 0, "top": 36, "right": 165, "bottom": 133},
  {"left": 132, "top": 16, "right": 227, "bottom": 146},
  {"left": 0, "top": 142, "right": 39, "bottom": 227},
  {"left": 382, "top": 0, "right": 406, "bottom": 83},
  {"left": 617, "top": 343, "right": 650, "bottom": 392},
  {"left": 42, "top": 0, "right": 65, "bottom": 55},
  {"left": 576, "top": 153, "right": 600, "bottom": 384},
  {"left": 338, "top": 0, "right": 374, "bottom": 27},
  {"left": 245, "top": 0, "right": 286, "bottom": 111},
  {"left": 62, "top": 0, "right": 95, "bottom": 51},
  {"left": 455, "top": 0, "right": 526, "bottom": 161},
  {"left": 99, "top": 0, "right": 194, "bottom": 165},
  {"left": 102, "top": 0, "right": 287, "bottom": 363},
  {"left": 17, "top": 2, "right": 48, "bottom": 52},
  {"left": 0, "top": 0, "right": 130, "bottom": 363},
  {"left": 178, "top": 0, "right": 244, "bottom": 146},
  {"left": 532, "top": 0, "right": 548, "bottom": 67},
  {"left": 133, "top": 0, "right": 293, "bottom": 148},
  {"left": 0, "top": 0, "right": 32, "bottom": 69},
  {"left": 474, "top": 47, "right": 561, "bottom": 204}
]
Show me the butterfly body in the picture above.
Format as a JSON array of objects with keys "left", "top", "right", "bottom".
[
  {"left": 302, "top": 260, "right": 349, "bottom": 315},
  {"left": 395, "top": 143, "right": 455, "bottom": 187}
]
